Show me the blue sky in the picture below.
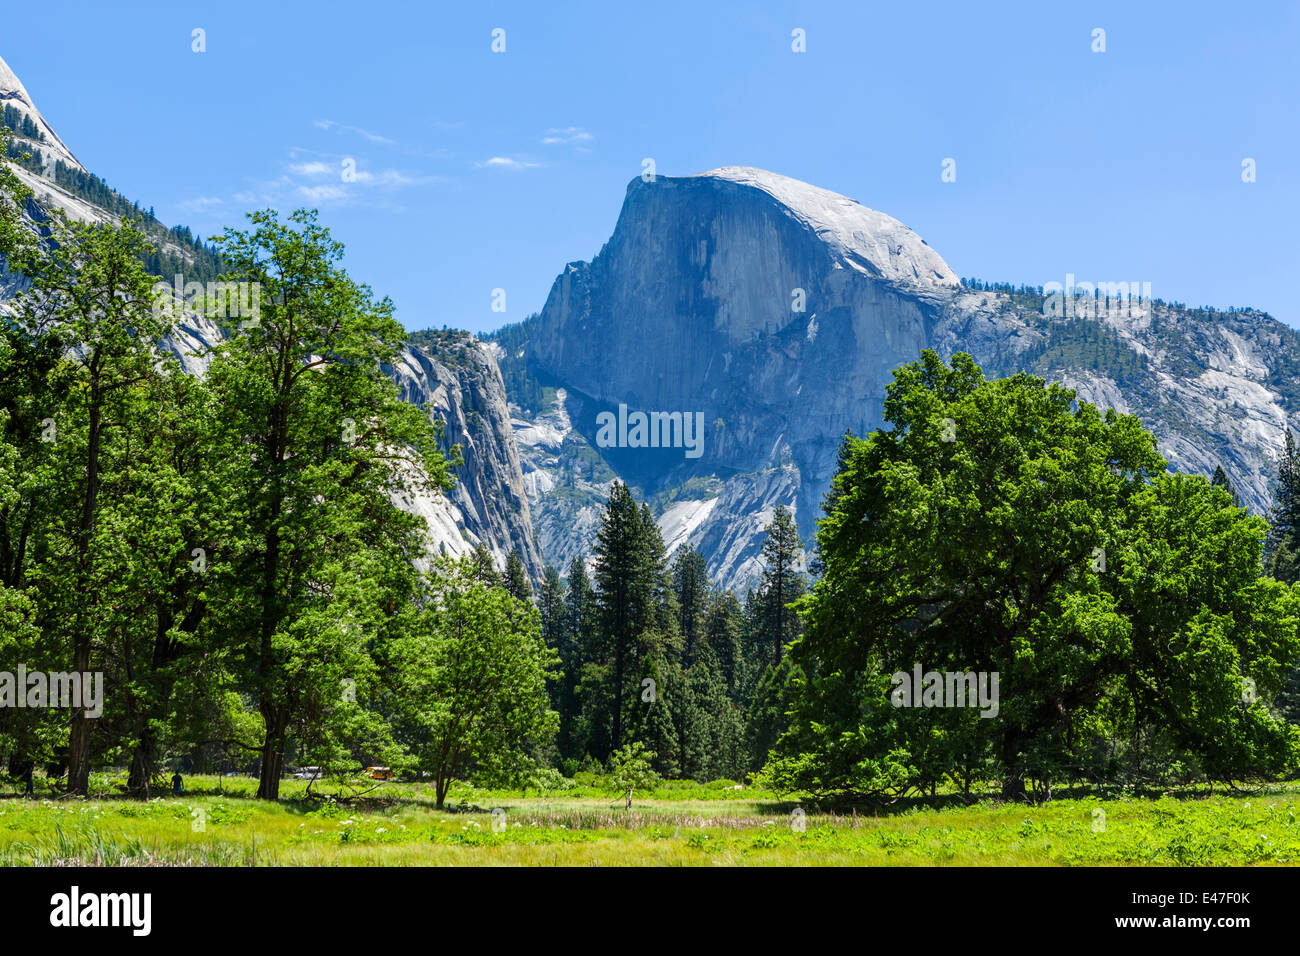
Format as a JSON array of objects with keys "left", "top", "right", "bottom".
[{"left": 6, "top": 0, "right": 1298, "bottom": 332}]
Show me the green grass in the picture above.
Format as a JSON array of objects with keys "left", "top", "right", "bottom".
[{"left": 1, "top": 773, "right": 1298, "bottom": 865}]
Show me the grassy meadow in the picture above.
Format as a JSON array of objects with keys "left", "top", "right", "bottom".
[{"left": 1, "top": 773, "right": 1299, "bottom": 866}]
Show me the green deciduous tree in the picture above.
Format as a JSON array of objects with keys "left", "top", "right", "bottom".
[
  {"left": 16, "top": 213, "right": 174, "bottom": 795},
  {"left": 204, "top": 209, "right": 450, "bottom": 799},
  {"left": 608, "top": 740, "right": 658, "bottom": 810},
  {"left": 391, "top": 557, "right": 559, "bottom": 807},
  {"left": 768, "top": 351, "right": 1300, "bottom": 801}
]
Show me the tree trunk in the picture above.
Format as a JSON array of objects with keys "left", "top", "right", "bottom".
[
  {"left": 612, "top": 646, "right": 624, "bottom": 751},
  {"left": 126, "top": 597, "right": 194, "bottom": 799},
  {"left": 127, "top": 729, "right": 154, "bottom": 799},
  {"left": 256, "top": 706, "right": 288, "bottom": 800},
  {"left": 253, "top": 404, "right": 288, "bottom": 801},
  {"left": 773, "top": 572, "right": 784, "bottom": 664},
  {"left": 1000, "top": 727, "right": 1027, "bottom": 802},
  {"left": 68, "top": 371, "right": 103, "bottom": 798},
  {"left": 66, "top": 633, "right": 92, "bottom": 796}
]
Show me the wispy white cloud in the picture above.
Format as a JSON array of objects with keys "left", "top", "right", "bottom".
[
  {"left": 296, "top": 184, "right": 348, "bottom": 202},
  {"left": 287, "top": 160, "right": 334, "bottom": 177},
  {"left": 541, "top": 126, "right": 593, "bottom": 146},
  {"left": 286, "top": 152, "right": 439, "bottom": 190},
  {"left": 357, "top": 169, "right": 431, "bottom": 186},
  {"left": 213, "top": 149, "right": 442, "bottom": 213},
  {"left": 314, "top": 119, "right": 395, "bottom": 145},
  {"left": 474, "top": 156, "right": 543, "bottom": 171}
]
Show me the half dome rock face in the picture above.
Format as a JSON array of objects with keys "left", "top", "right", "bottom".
[
  {"left": 532, "top": 166, "right": 953, "bottom": 444},
  {"left": 508, "top": 165, "right": 1300, "bottom": 591},
  {"left": 692, "top": 166, "right": 959, "bottom": 291},
  {"left": 524, "top": 166, "right": 959, "bottom": 582}
]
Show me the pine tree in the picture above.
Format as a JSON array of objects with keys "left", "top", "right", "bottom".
[
  {"left": 538, "top": 566, "right": 566, "bottom": 665},
  {"left": 684, "top": 643, "right": 746, "bottom": 781},
  {"left": 738, "top": 587, "right": 766, "bottom": 699},
  {"left": 639, "top": 503, "right": 680, "bottom": 659},
  {"left": 1211, "top": 465, "right": 1241, "bottom": 508},
  {"left": 1265, "top": 433, "right": 1300, "bottom": 723},
  {"left": 1266, "top": 431, "right": 1300, "bottom": 584},
  {"left": 563, "top": 555, "right": 598, "bottom": 761},
  {"left": 672, "top": 545, "right": 710, "bottom": 665},
  {"left": 746, "top": 654, "right": 801, "bottom": 773},
  {"left": 627, "top": 654, "right": 680, "bottom": 777},
  {"left": 565, "top": 556, "right": 597, "bottom": 662},
  {"left": 758, "top": 505, "right": 805, "bottom": 664},
  {"left": 469, "top": 541, "right": 500, "bottom": 586},
  {"left": 504, "top": 549, "right": 532, "bottom": 603},
  {"left": 593, "top": 482, "right": 653, "bottom": 752},
  {"left": 539, "top": 563, "right": 585, "bottom": 762},
  {"left": 704, "top": 591, "right": 744, "bottom": 700}
]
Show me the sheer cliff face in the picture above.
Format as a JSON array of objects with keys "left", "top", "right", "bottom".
[
  {"left": 4, "top": 248, "right": 542, "bottom": 578},
  {"left": 515, "top": 167, "right": 1300, "bottom": 593},
  {"left": 533, "top": 170, "right": 955, "bottom": 470},
  {"left": 388, "top": 341, "right": 543, "bottom": 578},
  {"left": 522, "top": 167, "right": 963, "bottom": 586}
]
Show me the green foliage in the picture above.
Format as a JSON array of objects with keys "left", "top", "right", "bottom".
[
  {"left": 504, "top": 548, "right": 532, "bottom": 603},
  {"left": 607, "top": 741, "right": 659, "bottom": 809},
  {"left": 1014, "top": 318, "right": 1148, "bottom": 386},
  {"left": 770, "top": 351, "right": 1300, "bottom": 802},
  {"left": 0, "top": 179, "right": 482, "bottom": 801},
  {"left": 1266, "top": 431, "right": 1300, "bottom": 585},
  {"left": 6, "top": 140, "right": 1299, "bottom": 810},
  {"left": 388, "top": 557, "right": 559, "bottom": 807},
  {"left": 483, "top": 314, "right": 547, "bottom": 415},
  {"left": 199, "top": 208, "right": 451, "bottom": 799}
]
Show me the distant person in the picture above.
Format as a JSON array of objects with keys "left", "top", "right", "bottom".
[{"left": 171, "top": 772, "right": 183, "bottom": 795}]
